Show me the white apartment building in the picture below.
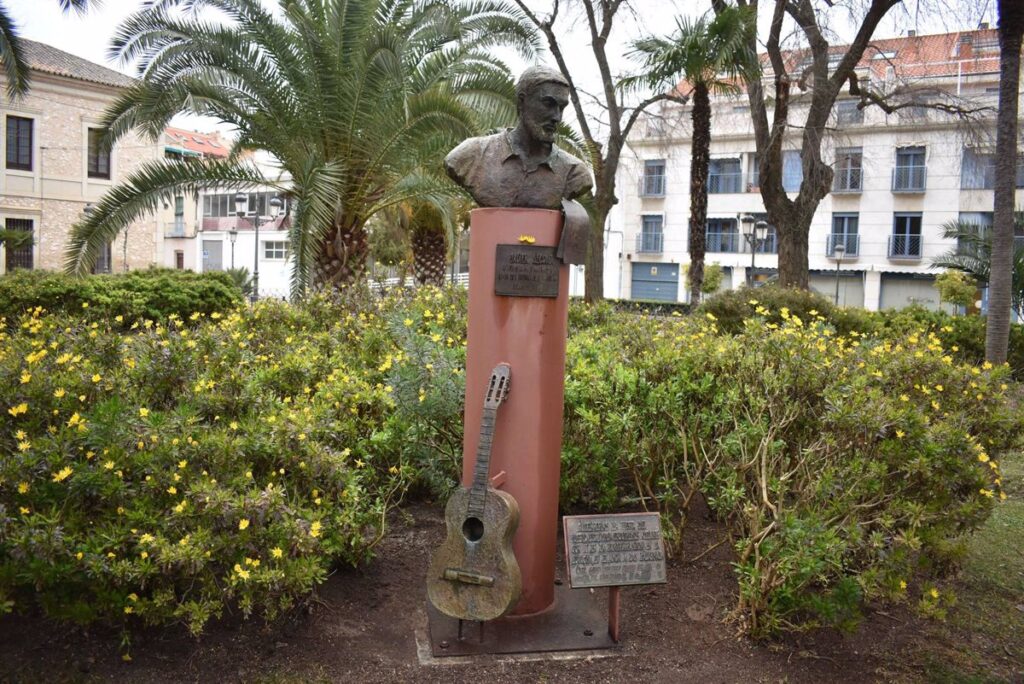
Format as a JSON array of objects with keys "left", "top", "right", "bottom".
[{"left": 611, "top": 27, "right": 1024, "bottom": 311}]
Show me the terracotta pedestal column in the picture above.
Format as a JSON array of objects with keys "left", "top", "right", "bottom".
[{"left": 462, "top": 207, "right": 569, "bottom": 616}]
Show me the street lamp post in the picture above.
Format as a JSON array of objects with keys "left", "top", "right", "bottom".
[
  {"left": 833, "top": 242, "right": 846, "bottom": 306},
  {"left": 235, "top": 193, "right": 283, "bottom": 302},
  {"left": 739, "top": 214, "right": 755, "bottom": 286},
  {"left": 228, "top": 228, "right": 238, "bottom": 269}
]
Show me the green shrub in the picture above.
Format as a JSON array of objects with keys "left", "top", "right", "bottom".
[
  {"left": 698, "top": 285, "right": 837, "bottom": 334},
  {"left": 0, "top": 289, "right": 471, "bottom": 636},
  {"left": 0, "top": 269, "right": 242, "bottom": 324},
  {"left": 562, "top": 308, "right": 1020, "bottom": 636}
]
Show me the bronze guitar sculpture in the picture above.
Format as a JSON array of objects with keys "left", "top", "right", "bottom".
[{"left": 427, "top": 363, "right": 522, "bottom": 621}]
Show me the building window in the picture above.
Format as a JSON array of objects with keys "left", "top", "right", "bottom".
[
  {"left": 706, "top": 218, "right": 739, "bottom": 253},
  {"left": 263, "top": 241, "right": 288, "bottom": 260},
  {"left": 6, "top": 116, "right": 33, "bottom": 171},
  {"left": 174, "top": 250, "right": 185, "bottom": 269},
  {"left": 203, "top": 192, "right": 287, "bottom": 218},
  {"left": 961, "top": 148, "right": 995, "bottom": 189},
  {"left": 782, "top": 150, "right": 803, "bottom": 192},
  {"left": 892, "top": 146, "right": 926, "bottom": 192},
  {"left": 641, "top": 159, "right": 666, "bottom": 197},
  {"left": 829, "top": 214, "right": 860, "bottom": 256},
  {"left": 87, "top": 128, "right": 111, "bottom": 179},
  {"left": 956, "top": 212, "right": 993, "bottom": 256},
  {"left": 890, "top": 213, "right": 923, "bottom": 258},
  {"left": 3, "top": 218, "right": 34, "bottom": 270},
  {"left": 836, "top": 100, "right": 864, "bottom": 125},
  {"left": 833, "top": 147, "right": 863, "bottom": 192},
  {"left": 637, "top": 215, "right": 663, "bottom": 253},
  {"left": 92, "top": 241, "right": 113, "bottom": 273},
  {"left": 708, "top": 158, "right": 742, "bottom": 194}
]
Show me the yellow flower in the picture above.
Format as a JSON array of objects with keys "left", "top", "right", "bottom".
[
  {"left": 8, "top": 402, "right": 28, "bottom": 417},
  {"left": 899, "top": 394, "right": 909, "bottom": 402},
  {"left": 140, "top": 551, "right": 149, "bottom": 559},
  {"left": 895, "top": 430, "right": 905, "bottom": 439},
  {"left": 17, "top": 441, "right": 30, "bottom": 452},
  {"left": 355, "top": 459, "right": 365, "bottom": 468},
  {"left": 403, "top": 318, "right": 413, "bottom": 327},
  {"left": 17, "top": 482, "right": 29, "bottom": 494},
  {"left": 980, "top": 488, "right": 994, "bottom": 498},
  {"left": 166, "top": 486, "right": 177, "bottom": 495},
  {"left": 52, "top": 466, "right": 73, "bottom": 483},
  {"left": 238, "top": 518, "right": 250, "bottom": 530},
  {"left": 929, "top": 588, "right": 939, "bottom": 599},
  {"left": 310, "top": 521, "right": 322, "bottom": 538},
  {"left": 20, "top": 371, "right": 31, "bottom": 384},
  {"left": 92, "top": 374, "right": 101, "bottom": 383},
  {"left": 53, "top": 388, "right": 66, "bottom": 398},
  {"left": 389, "top": 466, "right": 399, "bottom": 474},
  {"left": 899, "top": 580, "right": 907, "bottom": 590},
  {"left": 76, "top": 551, "right": 84, "bottom": 560},
  {"left": 271, "top": 547, "right": 283, "bottom": 559},
  {"left": 978, "top": 453, "right": 990, "bottom": 463},
  {"left": 139, "top": 407, "right": 149, "bottom": 417},
  {"left": 124, "top": 606, "right": 134, "bottom": 614}
]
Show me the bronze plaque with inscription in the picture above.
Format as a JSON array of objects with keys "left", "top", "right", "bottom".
[
  {"left": 563, "top": 513, "right": 667, "bottom": 589},
  {"left": 494, "top": 244, "right": 560, "bottom": 298}
]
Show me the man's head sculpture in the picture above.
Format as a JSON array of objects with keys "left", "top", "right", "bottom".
[{"left": 514, "top": 66, "right": 571, "bottom": 145}]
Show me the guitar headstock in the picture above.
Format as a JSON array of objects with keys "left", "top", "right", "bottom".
[{"left": 484, "top": 363, "right": 511, "bottom": 409}]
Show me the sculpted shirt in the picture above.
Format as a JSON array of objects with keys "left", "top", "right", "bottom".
[{"left": 444, "top": 130, "right": 593, "bottom": 210}]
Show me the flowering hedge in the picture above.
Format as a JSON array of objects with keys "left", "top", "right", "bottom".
[
  {"left": 563, "top": 302, "right": 1020, "bottom": 635},
  {"left": 1, "top": 287, "right": 1019, "bottom": 639},
  {"left": 0, "top": 289, "right": 464, "bottom": 635}
]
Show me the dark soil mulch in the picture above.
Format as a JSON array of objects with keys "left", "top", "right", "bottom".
[{"left": 0, "top": 497, "right": 989, "bottom": 683}]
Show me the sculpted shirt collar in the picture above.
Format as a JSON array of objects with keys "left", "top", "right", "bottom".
[{"left": 500, "top": 129, "right": 561, "bottom": 173}]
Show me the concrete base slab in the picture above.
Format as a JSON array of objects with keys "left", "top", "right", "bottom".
[{"left": 424, "top": 582, "right": 619, "bottom": 658}]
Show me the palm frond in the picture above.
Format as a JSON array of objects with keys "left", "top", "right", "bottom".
[
  {"left": 65, "top": 159, "right": 270, "bottom": 275},
  {"left": 0, "top": 3, "right": 30, "bottom": 98}
]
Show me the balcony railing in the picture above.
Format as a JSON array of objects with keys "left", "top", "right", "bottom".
[
  {"left": 832, "top": 168, "right": 863, "bottom": 193},
  {"left": 164, "top": 221, "right": 192, "bottom": 238},
  {"left": 753, "top": 233, "right": 778, "bottom": 254},
  {"left": 639, "top": 174, "right": 666, "bottom": 197},
  {"left": 706, "top": 231, "right": 740, "bottom": 253},
  {"left": 636, "top": 232, "right": 664, "bottom": 254},
  {"left": 892, "top": 166, "right": 927, "bottom": 192},
  {"left": 708, "top": 172, "right": 743, "bottom": 194},
  {"left": 889, "top": 234, "right": 922, "bottom": 259},
  {"left": 826, "top": 233, "right": 860, "bottom": 257}
]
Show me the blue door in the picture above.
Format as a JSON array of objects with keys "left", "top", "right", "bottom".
[{"left": 631, "top": 262, "right": 679, "bottom": 302}]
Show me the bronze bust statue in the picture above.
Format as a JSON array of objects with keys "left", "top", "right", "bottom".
[{"left": 445, "top": 66, "right": 592, "bottom": 264}]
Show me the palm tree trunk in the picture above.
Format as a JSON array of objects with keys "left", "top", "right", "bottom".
[
  {"left": 315, "top": 219, "right": 368, "bottom": 288},
  {"left": 987, "top": 0, "right": 1024, "bottom": 364},
  {"left": 688, "top": 84, "right": 711, "bottom": 305},
  {"left": 412, "top": 228, "right": 447, "bottom": 286}
]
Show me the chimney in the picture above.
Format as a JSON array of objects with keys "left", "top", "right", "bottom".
[
  {"left": 959, "top": 33, "right": 974, "bottom": 59},
  {"left": 979, "top": 21, "right": 989, "bottom": 30},
  {"left": 907, "top": 29, "right": 916, "bottom": 37}
]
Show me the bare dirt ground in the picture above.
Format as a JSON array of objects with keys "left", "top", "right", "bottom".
[{"left": 1, "top": 495, "right": 1021, "bottom": 684}]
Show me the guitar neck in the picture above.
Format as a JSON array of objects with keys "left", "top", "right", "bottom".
[{"left": 467, "top": 407, "right": 497, "bottom": 517}]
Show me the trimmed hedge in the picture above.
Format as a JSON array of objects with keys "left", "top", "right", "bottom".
[{"left": 0, "top": 269, "right": 243, "bottom": 324}]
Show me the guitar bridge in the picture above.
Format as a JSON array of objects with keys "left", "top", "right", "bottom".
[{"left": 443, "top": 568, "right": 495, "bottom": 586}]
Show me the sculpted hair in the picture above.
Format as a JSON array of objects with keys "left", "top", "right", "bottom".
[{"left": 515, "top": 65, "right": 570, "bottom": 101}]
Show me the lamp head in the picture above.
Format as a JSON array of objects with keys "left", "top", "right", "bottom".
[
  {"left": 754, "top": 220, "right": 769, "bottom": 236},
  {"left": 269, "top": 197, "right": 282, "bottom": 219},
  {"left": 834, "top": 243, "right": 846, "bottom": 258},
  {"left": 228, "top": 228, "right": 238, "bottom": 244},
  {"left": 234, "top": 192, "right": 247, "bottom": 217}
]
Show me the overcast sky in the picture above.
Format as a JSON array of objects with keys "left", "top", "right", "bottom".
[{"left": 6, "top": 0, "right": 996, "bottom": 137}]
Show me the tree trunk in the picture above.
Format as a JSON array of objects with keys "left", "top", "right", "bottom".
[
  {"left": 314, "top": 219, "right": 368, "bottom": 289},
  {"left": 987, "top": 0, "right": 1023, "bottom": 364},
  {"left": 412, "top": 228, "right": 447, "bottom": 287},
  {"left": 688, "top": 84, "right": 712, "bottom": 305},
  {"left": 585, "top": 200, "right": 611, "bottom": 302},
  {"left": 776, "top": 208, "right": 812, "bottom": 290}
]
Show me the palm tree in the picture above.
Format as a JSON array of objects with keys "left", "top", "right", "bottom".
[
  {"left": 987, "top": 0, "right": 1024, "bottom": 362},
  {"left": 625, "top": 5, "right": 758, "bottom": 305},
  {"left": 64, "top": 0, "right": 536, "bottom": 295},
  {"left": 1, "top": 0, "right": 93, "bottom": 99},
  {"left": 932, "top": 213, "right": 1024, "bottom": 321}
]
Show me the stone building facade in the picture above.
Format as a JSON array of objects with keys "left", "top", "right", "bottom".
[{"left": 1, "top": 39, "right": 160, "bottom": 275}]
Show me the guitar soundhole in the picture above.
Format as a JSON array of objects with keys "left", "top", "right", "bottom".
[{"left": 462, "top": 517, "right": 485, "bottom": 542}]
